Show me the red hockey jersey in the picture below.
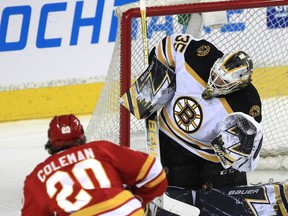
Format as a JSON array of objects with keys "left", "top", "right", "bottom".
[{"left": 21, "top": 140, "right": 167, "bottom": 216}]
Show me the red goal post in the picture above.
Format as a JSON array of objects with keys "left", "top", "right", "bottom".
[{"left": 86, "top": 0, "right": 288, "bottom": 169}]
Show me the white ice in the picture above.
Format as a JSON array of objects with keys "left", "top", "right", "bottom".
[
  {"left": 1, "top": 116, "right": 287, "bottom": 216},
  {"left": 0, "top": 116, "right": 91, "bottom": 216}
]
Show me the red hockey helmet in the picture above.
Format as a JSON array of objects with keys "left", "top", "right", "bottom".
[{"left": 46, "top": 114, "right": 85, "bottom": 153}]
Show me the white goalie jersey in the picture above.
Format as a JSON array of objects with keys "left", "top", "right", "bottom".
[{"left": 149, "top": 33, "right": 263, "bottom": 171}]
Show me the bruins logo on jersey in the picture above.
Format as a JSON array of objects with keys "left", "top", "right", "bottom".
[
  {"left": 197, "top": 45, "right": 210, "bottom": 56},
  {"left": 249, "top": 105, "right": 261, "bottom": 117},
  {"left": 173, "top": 96, "right": 203, "bottom": 133}
]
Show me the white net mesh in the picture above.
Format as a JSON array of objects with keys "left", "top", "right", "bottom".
[{"left": 86, "top": 0, "right": 288, "bottom": 169}]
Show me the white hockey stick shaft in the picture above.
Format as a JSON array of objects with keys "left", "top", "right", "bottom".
[{"left": 152, "top": 194, "right": 200, "bottom": 216}]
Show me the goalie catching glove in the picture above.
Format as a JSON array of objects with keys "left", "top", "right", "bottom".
[{"left": 211, "top": 112, "right": 263, "bottom": 172}]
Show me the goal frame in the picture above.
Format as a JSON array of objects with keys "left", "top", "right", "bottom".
[{"left": 119, "top": 0, "right": 288, "bottom": 148}]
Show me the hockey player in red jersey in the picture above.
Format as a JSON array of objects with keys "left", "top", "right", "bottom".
[{"left": 21, "top": 114, "right": 167, "bottom": 216}]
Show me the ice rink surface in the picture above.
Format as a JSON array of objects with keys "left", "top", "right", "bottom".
[
  {"left": 1, "top": 116, "right": 287, "bottom": 216},
  {"left": 0, "top": 115, "right": 91, "bottom": 216}
]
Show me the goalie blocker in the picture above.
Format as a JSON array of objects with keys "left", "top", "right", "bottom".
[{"left": 120, "top": 56, "right": 176, "bottom": 120}]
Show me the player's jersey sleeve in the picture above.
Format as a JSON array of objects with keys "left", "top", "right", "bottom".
[
  {"left": 97, "top": 141, "right": 167, "bottom": 206},
  {"left": 150, "top": 34, "right": 193, "bottom": 69},
  {"left": 21, "top": 177, "right": 49, "bottom": 216},
  {"left": 150, "top": 34, "right": 177, "bottom": 69}
]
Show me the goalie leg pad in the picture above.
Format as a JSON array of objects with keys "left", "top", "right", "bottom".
[{"left": 195, "top": 182, "right": 288, "bottom": 216}]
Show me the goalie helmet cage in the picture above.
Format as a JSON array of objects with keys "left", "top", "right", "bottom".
[{"left": 86, "top": 0, "right": 288, "bottom": 169}]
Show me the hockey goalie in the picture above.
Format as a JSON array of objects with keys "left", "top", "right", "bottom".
[{"left": 120, "top": 32, "right": 288, "bottom": 215}]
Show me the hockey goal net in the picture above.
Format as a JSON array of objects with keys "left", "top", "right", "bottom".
[{"left": 86, "top": 0, "right": 288, "bottom": 169}]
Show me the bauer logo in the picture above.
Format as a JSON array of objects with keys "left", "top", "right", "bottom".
[{"left": 267, "top": 6, "right": 288, "bottom": 29}]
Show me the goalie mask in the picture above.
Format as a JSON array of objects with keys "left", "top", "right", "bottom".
[
  {"left": 45, "top": 114, "right": 86, "bottom": 154},
  {"left": 202, "top": 51, "right": 253, "bottom": 100}
]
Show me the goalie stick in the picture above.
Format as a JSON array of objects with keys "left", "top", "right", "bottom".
[
  {"left": 151, "top": 193, "right": 200, "bottom": 216},
  {"left": 138, "top": 1, "right": 200, "bottom": 215},
  {"left": 140, "top": 0, "right": 149, "bottom": 65},
  {"left": 139, "top": 1, "right": 165, "bottom": 214}
]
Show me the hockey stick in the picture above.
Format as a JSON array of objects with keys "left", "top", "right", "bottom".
[
  {"left": 140, "top": 0, "right": 149, "bottom": 65},
  {"left": 139, "top": 0, "right": 162, "bottom": 176},
  {"left": 138, "top": 2, "right": 199, "bottom": 215},
  {"left": 152, "top": 193, "right": 200, "bottom": 216},
  {"left": 146, "top": 112, "right": 161, "bottom": 159},
  {"left": 139, "top": 1, "right": 163, "bottom": 214},
  {"left": 139, "top": 0, "right": 161, "bottom": 162}
]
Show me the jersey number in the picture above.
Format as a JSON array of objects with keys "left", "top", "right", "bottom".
[
  {"left": 174, "top": 35, "right": 190, "bottom": 53},
  {"left": 46, "top": 159, "right": 111, "bottom": 212}
]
